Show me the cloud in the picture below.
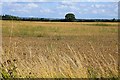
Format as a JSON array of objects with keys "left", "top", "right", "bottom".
[
  {"left": 91, "top": 9, "right": 106, "bottom": 14},
  {"left": 1, "top": 0, "right": 119, "bottom": 2},
  {"left": 93, "top": 4, "right": 105, "bottom": 8},
  {"left": 40, "top": 8, "right": 54, "bottom": 13},
  {"left": 114, "top": 7, "right": 118, "bottom": 13},
  {"left": 10, "top": 9, "right": 29, "bottom": 13},
  {"left": 60, "top": 1, "right": 75, "bottom": 6},
  {"left": 6, "top": 2, "right": 39, "bottom": 14},
  {"left": 58, "top": 2, "right": 75, "bottom": 8},
  {"left": 57, "top": 2, "right": 79, "bottom": 12},
  {"left": 2, "top": 2, "right": 118, "bottom": 19},
  {"left": 4, "top": 2, "right": 39, "bottom": 9},
  {"left": 1, "top": 0, "right": 46, "bottom": 2},
  {"left": 57, "top": 2, "right": 118, "bottom": 18},
  {"left": 27, "top": 3, "right": 39, "bottom": 8}
]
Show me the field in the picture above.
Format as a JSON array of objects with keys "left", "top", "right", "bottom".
[{"left": 1, "top": 20, "right": 119, "bottom": 78}]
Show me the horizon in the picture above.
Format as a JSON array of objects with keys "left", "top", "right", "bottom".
[
  {"left": 2, "top": 2, "right": 118, "bottom": 19},
  {"left": 1, "top": 14, "right": 118, "bottom": 20}
]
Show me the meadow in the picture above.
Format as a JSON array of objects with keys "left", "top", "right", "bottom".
[{"left": 1, "top": 20, "right": 119, "bottom": 78}]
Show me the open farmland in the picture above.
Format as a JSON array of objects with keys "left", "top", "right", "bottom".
[{"left": 1, "top": 20, "right": 119, "bottom": 78}]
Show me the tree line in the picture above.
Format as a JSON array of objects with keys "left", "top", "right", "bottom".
[{"left": 0, "top": 14, "right": 119, "bottom": 22}]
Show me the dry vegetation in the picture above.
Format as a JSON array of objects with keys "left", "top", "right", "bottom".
[{"left": 1, "top": 20, "right": 119, "bottom": 78}]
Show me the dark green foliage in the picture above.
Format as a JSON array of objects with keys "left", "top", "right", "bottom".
[
  {"left": 1, "top": 59, "right": 18, "bottom": 79},
  {"left": 1, "top": 14, "right": 120, "bottom": 22},
  {"left": 65, "top": 13, "right": 76, "bottom": 22},
  {"left": 2, "top": 14, "right": 20, "bottom": 20}
]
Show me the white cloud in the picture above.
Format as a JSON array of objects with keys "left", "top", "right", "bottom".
[
  {"left": 40, "top": 9, "right": 54, "bottom": 13},
  {"left": 2, "top": 2, "right": 118, "bottom": 19},
  {"left": 91, "top": 9, "right": 106, "bottom": 14},
  {"left": 10, "top": 9, "right": 29, "bottom": 13},
  {"left": 66, "top": 11, "right": 75, "bottom": 14},
  {"left": 58, "top": 2, "right": 75, "bottom": 8},
  {"left": 70, "top": 6, "right": 79, "bottom": 11},
  {"left": 4, "top": 2, "right": 39, "bottom": 9},
  {"left": 57, "top": 2, "right": 79, "bottom": 12},
  {"left": 4, "top": 2, "right": 21, "bottom": 7},
  {"left": 1, "top": 0, "right": 47, "bottom": 2},
  {"left": 57, "top": 2, "right": 118, "bottom": 17},
  {"left": 1, "top": 0, "right": 119, "bottom": 2},
  {"left": 27, "top": 3, "right": 38, "bottom": 8},
  {"left": 61, "top": 1, "right": 75, "bottom": 6},
  {"left": 90, "top": 8, "right": 114, "bottom": 15},
  {"left": 91, "top": 4, "right": 108, "bottom": 8},
  {"left": 95, "top": 4, "right": 103, "bottom": 8},
  {"left": 28, "top": 16, "right": 35, "bottom": 17},
  {"left": 6, "top": 3, "right": 39, "bottom": 13},
  {"left": 114, "top": 7, "right": 118, "bottom": 13}
]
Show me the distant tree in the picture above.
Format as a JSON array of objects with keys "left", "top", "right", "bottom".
[
  {"left": 0, "top": 15, "right": 2, "bottom": 20},
  {"left": 65, "top": 13, "right": 76, "bottom": 22},
  {"left": 112, "top": 18, "right": 115, "bottom": 21}
]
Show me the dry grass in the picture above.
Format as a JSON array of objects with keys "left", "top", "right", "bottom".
[{"left": 1, "top": 20, "right": 119, "bottom": 78}]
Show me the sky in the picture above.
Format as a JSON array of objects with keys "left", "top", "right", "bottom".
[
  {"left": 1, "top": 2, "right": 118, "bottom": 19},
  {"left": 1, "top": 0, "right": 119, "bottom": 2}
]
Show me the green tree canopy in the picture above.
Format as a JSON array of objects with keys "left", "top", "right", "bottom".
[{"left": 65, "top": 13, "right": 76, "bottom": 22}]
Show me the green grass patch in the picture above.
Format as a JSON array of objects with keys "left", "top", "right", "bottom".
[{"left": 84, "top": 23, "right": 117, "bottom": 26}]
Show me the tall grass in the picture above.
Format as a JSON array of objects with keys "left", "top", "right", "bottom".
[{"left": 1, "top": 21, "right": 118, "bottom": 78}]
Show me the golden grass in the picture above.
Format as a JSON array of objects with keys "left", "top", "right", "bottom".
[{"left": 1, "top": 20, "right": 119, "bottom": 78}]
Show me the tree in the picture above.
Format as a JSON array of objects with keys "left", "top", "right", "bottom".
[
  {"left": 112, "top": 18, "right": 115, "bottom": 22},
  {"left": 65, "top": 13, "right": 76, "bottom": 22}
]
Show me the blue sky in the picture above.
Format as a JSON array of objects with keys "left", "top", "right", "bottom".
[{"left": 2, "top": 2, "right": 118, "bottom": 19}]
